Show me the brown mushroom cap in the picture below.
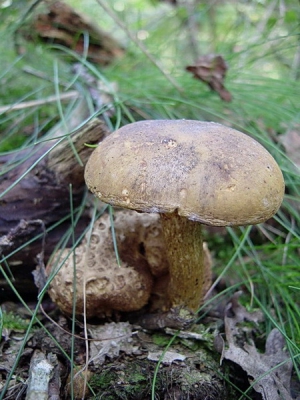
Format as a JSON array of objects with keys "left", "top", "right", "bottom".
[{"left": 85, "top": 120, "right": 285, "bottom": 226}]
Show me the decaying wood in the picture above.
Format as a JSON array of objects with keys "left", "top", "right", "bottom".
[
  {"left": 21, "top": 1, "right": 124, "bottom": 65},
  {"left": 0, "top": 119, "right": 109, "bottom": 299},
  {"left": 25, "top": 350, "right": 54, "bottom": 400}
]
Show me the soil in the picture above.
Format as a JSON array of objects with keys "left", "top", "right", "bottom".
[{"left": 0, "top": 299, "right": 253, "bottom": 400}]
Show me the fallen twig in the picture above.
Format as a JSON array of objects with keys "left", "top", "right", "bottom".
[{"left": 0, "top": 91, "right": 79, "bottom": 113}]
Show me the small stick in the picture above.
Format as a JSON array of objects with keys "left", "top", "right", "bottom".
[
  {"left": 0, "top": 91, "right": 79, "bottom": 114},
  {"left": 25, "top": 350, "right": 53, "bottom": 400}
]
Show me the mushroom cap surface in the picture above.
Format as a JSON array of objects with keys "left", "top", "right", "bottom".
[{"left": 85, "top": 120, "right": 285, "bottom": 226}]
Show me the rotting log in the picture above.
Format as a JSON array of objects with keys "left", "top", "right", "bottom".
[
  {"left": 19, "top": 1, "right": 124, "bottom": 66},
  {"left": 0, "top": 118, "right": 109, "bottom": 300}
]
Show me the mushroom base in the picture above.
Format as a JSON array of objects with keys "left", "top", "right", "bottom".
[{"left": 160, "top": 212, "right": 207, "bottom": 312}]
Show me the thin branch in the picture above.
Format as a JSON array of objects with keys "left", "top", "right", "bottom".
[{"left": 0, "top": 91, "right": 79, "bottom": 113}]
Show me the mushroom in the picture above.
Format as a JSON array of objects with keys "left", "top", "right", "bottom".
[
  {"left": 85, "top": 120, "right": 285, "bottom": 312},
  {"left": 114, "top": 209, "right": 213, "bottom": 311},
  {"left": 47, "top": 212, "right": 154, "bottom": 318},
  {"left": 47, "top": 208, "right": 211, "bottom": 316}
]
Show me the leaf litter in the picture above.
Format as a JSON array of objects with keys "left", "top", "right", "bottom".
[
  {"left": 186, "top": 54, "right": 232, "bottom": 102},
  {"left": 218, "top": 292, "right": 293, "bottom": 400},
  {"left": 1, "top": 293, "right": 297, "bottom": 399},
  {"left": 88, "top": 322, "right": 139, "bottom": 365}
]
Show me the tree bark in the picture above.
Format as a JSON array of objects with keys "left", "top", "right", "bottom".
[
  {"left": 20, "top": 1, "right": 124, "bottom": 66},
  {"left": 0, "top": 118, "right": 109, "bottom": 300}
]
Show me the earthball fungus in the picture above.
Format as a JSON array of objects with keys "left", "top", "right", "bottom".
[
  {"left": 85, "top": 120, "right": 285, "bottom": 312},
  {"left": 47, "top": 212, "right": 154, "bottom": 318}
]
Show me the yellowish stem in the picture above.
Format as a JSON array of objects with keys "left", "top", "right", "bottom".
[{"left": 160, "top": 212, "right": 204, "bottom": 312}]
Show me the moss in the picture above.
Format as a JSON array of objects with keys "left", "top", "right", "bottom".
[
  {"left": 90, "top": 362, "right": 151, "bottom": 400},
  {"left": 90, "top": 369, "right": 116, "bottom": 390},
  {"left": 0, "top": 311, "right": 30, "bottom": 333},
  {"left": 152, "top": 332, "right": 177, "bottom": 347},
  {"left": 89, "top": 350, "right": 239, "bottom": 400}
]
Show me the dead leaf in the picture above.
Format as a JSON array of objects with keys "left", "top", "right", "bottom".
[
  {"left": 147, "top": 350, "right": 186, "bottom": 364},
  {"left": 221, "top": 294, "right": 293, "bottom": 400},
  {"left": 186, "top": 54, "right": 232, "bottom": 102},
  {"left": 88, "top": 322, "right": 139, "bottom": 365}
]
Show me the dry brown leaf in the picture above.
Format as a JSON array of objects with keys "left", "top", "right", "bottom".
[
  {"left": 147, "top": 350, "right": 186, "bottom": 364},
  {"left": 220, "top": 293, "right": 293, "bottom": 400},
  {"left": 88, "top": 322, "right": 139, "bottom": 365},
  {"left": 186, "top": 54, "right": 232, "bottom": 102}
]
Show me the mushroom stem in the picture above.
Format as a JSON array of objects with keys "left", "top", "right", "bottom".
[{"left": 160, "top": 212, "right": 204, "bottom": 312}]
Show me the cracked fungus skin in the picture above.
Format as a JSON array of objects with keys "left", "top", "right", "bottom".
[
  {"left": 47, "top": 212, "right": 154, "bottom": 318},
  {"left": 85, "top": 120, "right": 285, "bottom": 226}
]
